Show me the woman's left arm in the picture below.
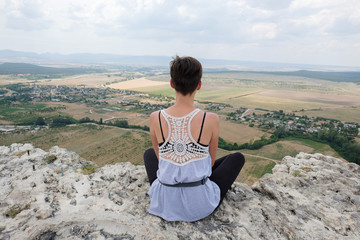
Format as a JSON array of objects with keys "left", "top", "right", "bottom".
[{"left": 207, "top": 113, "right": 219, "bottom": 166}]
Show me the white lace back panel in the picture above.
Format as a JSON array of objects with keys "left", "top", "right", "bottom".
[{"left": 159, "top": 109, "right": 209, "bottom": 166}]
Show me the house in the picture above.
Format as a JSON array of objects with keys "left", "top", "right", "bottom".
[{"left": 0, "top": 128, "right": 15, "bottom": 133}]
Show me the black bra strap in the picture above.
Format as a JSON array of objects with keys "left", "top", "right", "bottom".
[
  {"left": 159, "top": 111, "right": 165, "bottom": 142},
  {"left": 197, "top": 112, "right": 206, "bottom": 143}
]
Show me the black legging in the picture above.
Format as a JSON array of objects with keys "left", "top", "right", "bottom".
[{"left": 143, "top": 148, "right": 245, "bottom": 203}]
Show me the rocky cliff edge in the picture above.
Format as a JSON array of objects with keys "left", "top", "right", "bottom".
[{"left": 0, "top": 143, "right": 359, "bottom": 240}]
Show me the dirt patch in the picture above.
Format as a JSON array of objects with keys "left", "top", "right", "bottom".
[
  {"left": 108, "top": 77, "right": 168, "bottom": 90},
  {"left": 45, "top": 102, "right": 149, "bottom": 126},
  {"left": 37, "top": 73, "right": 123, "bottom": 88}
]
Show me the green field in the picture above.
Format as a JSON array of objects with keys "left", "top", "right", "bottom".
[
  {"left": 0, "top": 124, "right": 152, "bottom": 166},
  {"left": 0, "top": 102, "right": 70, "bottom": 125}
]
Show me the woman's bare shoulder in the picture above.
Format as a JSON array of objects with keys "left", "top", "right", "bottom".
[
  {"left": 205, "top": 112, "right": 219, "bottom": 121},
  {"left": 150, "top": 110, "right": 160, "bottom": 119},
  {"left": 204, "top": 112, "right": 219, "bottom": 127}
]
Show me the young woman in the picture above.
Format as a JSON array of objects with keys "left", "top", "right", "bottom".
[{"left": 144, "top": 56, "right": 245, "bottom": 222}]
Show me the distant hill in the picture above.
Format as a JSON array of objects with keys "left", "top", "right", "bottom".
[
  {"left": 1, "top": 49, "right": 360, "bottom": 71},
  {"left": 0, "top": 62, "right": 103, "bottom": 75},
  {"left": 0, "top": 50, "right": 172, "bottom": 66}
]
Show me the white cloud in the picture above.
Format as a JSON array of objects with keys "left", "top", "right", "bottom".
[
  {"left": 251, "top": 23, "right": 278, "bottom": 39},
  {"left": 290, "top": 0, "right": 341, "bottom": 10},
  {"left": 0, "top": 0, "right": 359, "bottom": 66}
]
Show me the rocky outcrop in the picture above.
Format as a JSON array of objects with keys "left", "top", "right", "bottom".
[{"left": 0, "top": 143, "right": 359, "bottom": 240}]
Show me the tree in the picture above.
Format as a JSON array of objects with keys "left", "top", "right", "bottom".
[
  {"left": 113, "top": 120, "right": 129, "bottom": 128},
  {"left": 35, "top": 117, "right": 46, "bottom": 126},
  {"left": 79, "top": 117, "right": 91, "bottom": 123}
]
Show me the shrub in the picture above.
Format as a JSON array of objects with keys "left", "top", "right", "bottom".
[
  {"left": 35, "top": 117, "right": 46, "bottom": 125},
  {"left": 44, "top": 155, "right": 57, "bottom": 164}
]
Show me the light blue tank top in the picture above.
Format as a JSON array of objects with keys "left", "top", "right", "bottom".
[{"left": 148, "top": 108, "right": 220, "bottom": 222}]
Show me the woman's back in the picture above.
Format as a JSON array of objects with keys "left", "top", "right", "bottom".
[
  {"left": 151, "top": 106, "right": 219, "bottom": 165},
  {"left": 157, "top": 108, "right": 210, "bottom": 182},
  {"left": 147, "top": 108, "right": 221, "bottom": 222}
]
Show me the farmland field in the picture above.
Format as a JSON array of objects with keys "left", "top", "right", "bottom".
[{"left": 143, "top": 72, "right": 360, "bottom": 123}]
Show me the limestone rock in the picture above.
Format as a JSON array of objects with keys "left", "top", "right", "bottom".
[{"left": 0, "top": 144, "right": 359, "bottom": 239}]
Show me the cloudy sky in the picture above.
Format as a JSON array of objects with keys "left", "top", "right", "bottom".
[{"left": 1, "top": 0, "right": 360, "bottom": 66}]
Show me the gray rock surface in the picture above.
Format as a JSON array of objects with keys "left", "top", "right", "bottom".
[{"left": 0, "top": 143, "right": 359, "bottom": 239}]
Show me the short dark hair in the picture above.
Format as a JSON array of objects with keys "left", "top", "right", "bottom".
[{"left": 170, "top": 56, "right": 203, "bottom": 95}]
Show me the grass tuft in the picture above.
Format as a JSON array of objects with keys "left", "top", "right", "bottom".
[
  {"left": 81, "top": 164, "right": 99, "bottom": 175},
  {"left": 292, "top": 171, "right": 306, "bottom": 177},
  {"left": 301, "top": 166, "right": 312, "bottom": 172},
  {"left": 4, "top": 203, "right": 31, "bottom": 218}
]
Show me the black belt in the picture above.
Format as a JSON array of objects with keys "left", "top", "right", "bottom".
[{"left": 159, "top": 177, "right": 208, "bottom": 187}]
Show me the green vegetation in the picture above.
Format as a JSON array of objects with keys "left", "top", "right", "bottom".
[
  {"left": 218, "top": 135, "right": 279, "bottom": 151},
  {"left": 35, "top": 117, "right": 46, "bottom": 125},
  {"left": 249, "top": 161, "right": 276, "bottom": 178},
  {"left": 106, "top": 119, "right": 149, "bottom": 131},
  {"left": 279, "top": 128, "right": 360, "bottom": 164},
  {"left": 301, "top": 166, "right": 312, "bottom": 172},
  {"left": 0, "top": 101, "right": 61, "bottom": 125},
  {"left": 219, "top": 122, "right": 360, "bottom": 164},
  {"left": 44, "top": 155, "right": 57, "bottom": 164},
  {"left": 81, "top": 164, "right": 99, "bottom": 174},
  {"left": 292, "top": 171, "right": 306, "bottom": 177},
  {"left": 0, "top": 124, "right": 152, "bottom": 167},
  {"left": 261, "top": 70, "right": 360, "bottom": 83},
  {"left": 50, "top": 116, "right": 76, "bottom": 128},
  {"left": 4, "top": 203, "right": 31, "bottom": 218}
]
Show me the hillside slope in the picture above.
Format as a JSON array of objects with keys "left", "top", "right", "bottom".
[{"left": 0, "top": 144, "right": 359, "bottom": 239}]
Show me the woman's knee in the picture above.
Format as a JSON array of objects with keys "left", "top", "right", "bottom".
[
  {"left": 144, "top": 148, "right": 154, "bottom": 157},
  {"left": 231, "top": 152, "right": 245, "bottom": 168},
  {"left": 144, "top": 148, "right": 155, "bottom": 163}
]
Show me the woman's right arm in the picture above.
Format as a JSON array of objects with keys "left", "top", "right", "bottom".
[{"left": 149, "top": 111, "right": 160, "bottom": 159}]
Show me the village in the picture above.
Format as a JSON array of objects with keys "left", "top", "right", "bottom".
[
  {"left": 1, "top": 84, "right": 359, "bottom": 138},
  {"left": 226, "top": 108, "right": 360, "bottom": 137}
]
